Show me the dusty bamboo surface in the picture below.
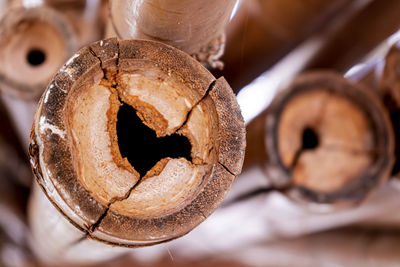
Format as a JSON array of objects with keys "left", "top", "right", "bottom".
[
  {"left": 108, "top": 0, "right": 237, "bottom": 68},
  {"left": 28, "top": 38, "right": 244, "bottom": 263}
]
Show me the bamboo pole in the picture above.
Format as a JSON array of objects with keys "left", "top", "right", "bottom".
[
  {"left": 108, "top": 0, "right": 237, "bottom": 68},
  {"left": 240, "top": 12, "right": 400, "bottom": 206},
  {"left": 0, "top": 6, "right": 78, "bottom": 149},
  {"left": 28, "top": 38, "right": 244, "bottom": 263},
  {"left": 260, "top": 72, "right": 394, "bottom": 206},
  {"left": 0, "top": 6, "right": 77, "bottom": 100},
  {"left": 28, "top": 183, "right": 129, "bottom": 265},
  {"left": 307, "top": 0, "right": 400, "bottom": 72},
  {"left": 216, "top": 0, "right": 355, "bottom": 91}
]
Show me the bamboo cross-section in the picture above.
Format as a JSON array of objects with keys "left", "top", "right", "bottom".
[
  {"left": 248, "top": 72, "right": 394, "bottom": 205},
  {"left": 108, "top": 0, "right": 237, "bottom": 68},
  {"left": 29, "top": 38, "right": 245, "bottom": 246},
  {"left": 0, "top": 6, "right": 77, "bottom": 100}
]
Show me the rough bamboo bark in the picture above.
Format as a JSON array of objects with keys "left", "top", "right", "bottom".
[
  {"left": 108, "top": 0, "right": 237, "bottom": 68},
  {"left": 253, "top": 72, "right": 394, "bottom": 205},
  {"left": 29, "top": 38, "right": 245, "bottom": 249},
  {"left": 0, "top": 6, "right": 77, "bottom": 100}
]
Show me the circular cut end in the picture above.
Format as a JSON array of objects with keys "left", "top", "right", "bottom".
[
  {"left": 265, "top": 72, "right": 394, "bottom": 205},
  {"left": 29, "top": 38, "right": 245, "bottom": 246},
  {"left": 0, "top": 7, "right": 76, "bottom": 99}
]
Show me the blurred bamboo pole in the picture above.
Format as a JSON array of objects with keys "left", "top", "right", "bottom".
[
  {"left": 248, "top": 71, "right": 394, "bottom": 206},
  {"left": 214, "top": 0, "right": 358, "bottom": 92},
  {"left": 306, "top": 0, "right": 400, "bottom": 72},
  {"left": 28, "top": 184, "right": 129, "bottom": 266}
]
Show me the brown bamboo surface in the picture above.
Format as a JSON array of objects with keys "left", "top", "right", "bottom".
[
  {"left": 212, "top": 0, "right": 354, "bottom": 92},
  {"left": 306, "top": 0, "right": 400, "bottom": 72}
]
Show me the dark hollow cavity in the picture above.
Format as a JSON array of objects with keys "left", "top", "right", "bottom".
[
  {"left": 27, "top": 49, "right": 46, "bottom": 66},
  {"left": 302, "top": 127, "right": 319, "bottom": 150},
  {"left": 117, "top": 103, "right": 192, "bottom": 177}
]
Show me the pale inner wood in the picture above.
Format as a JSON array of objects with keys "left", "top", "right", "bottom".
[
  {"left": 70, "top": 82, "right": 140, "bottom": 205},
  {"left": 278, "top": 90, "right": 375, "bottom": 193},
  {"left": 0, "top": 21, "right": 66, "bottom": 86},
  {"left": 68, "top": 70, "right": 218, "bottom": 218}
]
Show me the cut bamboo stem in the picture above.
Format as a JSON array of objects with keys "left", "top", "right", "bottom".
[
  {"left": 29, "top": 38, "right": 245, "bottom": 253},
  {"left": 256, "top": 72, "right": 394, "bottom": 206},
  {"left": 0, "top": 6, "right": 77, "bottom": 100},
  {"left": 108, "top": 0, "right": 237, "bottom": 68}
]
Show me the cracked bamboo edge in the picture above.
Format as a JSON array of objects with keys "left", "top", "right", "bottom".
[
  {"left": 264, "top": 71, "right": 394, "bottom": 206},
  {"left": 0, "top": 6, "right": 77, "bottom": 100},
  {"left": 108, "top": 0, "right": 237, "bottom": 68},
  {"left": 29, "top": 38, "right": 245, "bottom": 246}
]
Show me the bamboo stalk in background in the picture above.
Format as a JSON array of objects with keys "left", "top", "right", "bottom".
[
  {"left": 28, "top": 38, "right": 244, "bottom": 264},
  {"left": 214, "top": 0, "right": 356, "bottom": 92},
  {"left": 347, "top": 42, "right": 400, "bottom": 178},
  {"left": 0, "top": 6, "right": 78, "bottom": 149},
  {"left": 44, "top": 0, "right": 105, "bottom": 49},
  {"left": 306, "top": 0, "right": 400, "bottom": 72},
  {"left": 0, "top": 6, "right": 77, "bottom": 100},
  {"left": 256, "top": 72, "right": 394, "bottom": 206},
  {"left": 0, "top": 1, "right": 105, "bottom": 149},
  {"left": 108, "top": 0, "right": 237, "bottom": 68}
]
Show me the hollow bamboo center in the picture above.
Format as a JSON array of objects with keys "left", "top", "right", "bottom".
[
  {"left": 0, "top": 21, "right": 66, "bottom": 86},
  {"left": 68, "top": 70, "right": 218, "bottom": 219},
  {"left": 278, "top": 90, "right": 375, "bottom": 193}
]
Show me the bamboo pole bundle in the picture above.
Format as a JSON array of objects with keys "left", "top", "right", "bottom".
[
  {"left": 108, "top": 0, "right": 237, "bottom": 68},
  {"left": 28, "top": 38, "right": 244, "bottom": 264}
]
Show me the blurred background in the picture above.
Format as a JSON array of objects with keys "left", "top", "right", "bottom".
[{"left": 1, "top": 0, "right": 400, "bottom": 266}]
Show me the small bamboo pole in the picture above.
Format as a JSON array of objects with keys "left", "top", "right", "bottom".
[
  {"left": 241, "top": 20, "right": 400, "bottom": 207},
  {"left": 108, "top": 0, "right": 237, "bottom": 68},
  {"left": 261, "top": 71, "right": 394, "bottom": 206},
  {"left": 0, "top": 6, "right": 78, "bottom": 148},
  {"left": 0, "top": 6, "right": 77, "bottom": 100}
]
